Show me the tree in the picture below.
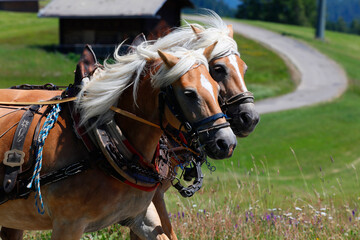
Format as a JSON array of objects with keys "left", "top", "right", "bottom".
[
  {"left": 236, "top": 0, "right": 316, "bottom": 26},
  {"left": 350, "top": 19, "right": 360, "bottom": 35}
]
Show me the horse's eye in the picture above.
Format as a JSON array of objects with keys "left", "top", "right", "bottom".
[
  {"left": 184, "top": 90, "right": 198, "bottom": 99},
  {"left": 213, "top": 65, "right": 226, "bottom": 74}
]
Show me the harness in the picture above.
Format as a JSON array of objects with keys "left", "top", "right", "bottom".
[{"left": 209, "top": 50, "right": 255, "bottom": 116}]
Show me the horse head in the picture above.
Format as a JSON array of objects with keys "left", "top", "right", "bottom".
[
  {"left": 191, "top": 23, "right": 260, "bottom": 137},
  {"left": 157, "top": 46, "right": 237, "bottom": 159}
]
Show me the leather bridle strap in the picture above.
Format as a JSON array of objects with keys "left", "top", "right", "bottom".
[
  {"left": 110, "top": 106, "right": 160, "bottom": 129},
  {"left": 0, "top": 97, "right": 77, "bottom": 106},
  {"left": 219, "top": 91, "right": 254, "bottom": 111}
]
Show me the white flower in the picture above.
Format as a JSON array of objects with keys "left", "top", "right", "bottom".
[
  {"left": 192, "top": 204, "right": 197, "bottom": 208},
  {"left": 320, "top": 207, "right": 326, "bottom": 211},
  {"left": 321, "top": 212, "right": 327, "bottom": 216},
  {"left": 328, "top": 216, "right": 333, "bottom": 220},
  {"left": 295, "top": 207, "right": 302, "bottom": 211}
]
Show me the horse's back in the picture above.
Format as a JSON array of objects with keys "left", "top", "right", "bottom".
[{"left": 0, "top": 89, "right": 63, "bottom": 103}]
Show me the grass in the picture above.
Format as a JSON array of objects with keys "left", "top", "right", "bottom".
[{"left": 0, "top": 12, "right": 78, "bottom": 88}]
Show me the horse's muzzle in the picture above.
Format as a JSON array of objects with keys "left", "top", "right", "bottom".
[
  {"left": 227, "top": 102, "right": 260, "bottom": 138},
  {"left": 200, "top": 126, "right": 237, "bottom": 159}
]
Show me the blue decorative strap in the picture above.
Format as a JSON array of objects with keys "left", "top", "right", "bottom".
[
  {"left": 27, "top": 104, "right": 61, "bottom": 215},
  {"left": 193, "top": 113, "right": 227, "bottom": 129}
]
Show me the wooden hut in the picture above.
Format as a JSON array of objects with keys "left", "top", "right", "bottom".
[
  {"left": 38, "top": 0, "right": 194, "bottom": 56},
  {"left": 0, "top": 0, "right": 38, "bottom": 12}
]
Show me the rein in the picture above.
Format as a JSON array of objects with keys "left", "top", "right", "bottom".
[{"left": 0, "top": 97, "right": 77, "bottom": 106}]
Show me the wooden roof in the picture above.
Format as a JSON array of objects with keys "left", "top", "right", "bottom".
[{"left": 38, "top": 0, "right": 193, "bottom": 18}]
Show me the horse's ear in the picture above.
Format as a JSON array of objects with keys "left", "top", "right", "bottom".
[
  {"left": 203, "top": 41, "right": 218, "bottom": 60},
  {"left": 190, "top": 24, "right": 202, "bottom": 38},
  {"left": 158, "top": 50, "right": 179, "bottom": 68},
  {"left": 227, "top": 24, "right": 234, "bottom": 38}
]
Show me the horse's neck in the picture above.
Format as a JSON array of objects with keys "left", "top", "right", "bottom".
[{"left": 116, "top": 77, "right": 164, "bottom": 162}]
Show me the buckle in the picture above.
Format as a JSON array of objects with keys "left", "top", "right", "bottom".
[{"left": 3, "top": 149, "right": 25, "bottom": 167}]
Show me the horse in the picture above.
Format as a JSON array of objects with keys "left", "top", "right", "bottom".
[
  {"left": 0, "top": 40, "right": 236, "bottom": 239},
  {"left": 129, "top": 13, "right": 259, "bottom": 240},
  {"left": 0, "top": 12, "right": 259, "bottom": 240}
]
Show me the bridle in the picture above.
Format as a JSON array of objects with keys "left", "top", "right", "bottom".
[
  {"left": 218, "top": 91, "right": 254, "bottom": 114},
  {"left": 158, "top": 85, "right": 230, "bottom": 149},
  {"left": 208, "top": 50, "right": 255, "bottom": 114}
]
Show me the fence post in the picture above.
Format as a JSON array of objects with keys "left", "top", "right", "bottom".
[{"left": 315, "top": 0, "right": 326, "bottom": 40}]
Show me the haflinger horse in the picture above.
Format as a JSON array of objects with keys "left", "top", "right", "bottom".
[
  {"left": 0, "top": 41, "right": 236, "bottom": 239},
  {"left": 130, "top": 12, "right": 259, "bottom": 240},
  {"left": 0, "top": 11, "right": 258, "bottom": 240}
]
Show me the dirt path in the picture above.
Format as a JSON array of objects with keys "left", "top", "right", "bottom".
[{"left": 184, "top": 16, "right": 348, "bottom": 114}]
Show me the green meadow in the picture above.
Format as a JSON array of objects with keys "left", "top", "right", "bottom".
[{"left": 1, "top": 11, "right": 360, "bottom": 239}]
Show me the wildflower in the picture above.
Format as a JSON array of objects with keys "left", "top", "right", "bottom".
[
  {"left": 320, "top": 212, "right": 327, "bottom": 216},
  {"left": 295, "top": 207, "right": 302, "bottom": 211},
  {"left": 182, "top": 212, "right": 185, "bottom": 218},
  {"left": 320, "top": 207, "right": 326, "bottom": 211},
  {"left": 192, "top": 204, "right": 197, "bottom": 208},
  {"left": 349, "top": 217, "right": 352, "bottom": 222},
  {"left": 234, "top": 224, "right": 238, "bottom": 229},
  {"left": 168, "top": 213, "right": 171, "bottom": 218},
  {"left": 178, "top": 212, "right": 180, "bottom": 218},
  {"left": 352, "top": 210, "right": 356, "bottom": 217},
  {"left": 266, "top": 214, "right": 271, "bottom": 222},
  {"left": 198, "top": 209, "right": 203, "bottom": 213},
  {"left": 328, "top": 216, "right": 333, "bottom": 220}
]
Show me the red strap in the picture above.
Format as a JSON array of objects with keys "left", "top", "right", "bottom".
[{"left": 124, "top": 180, "right": 159, "bottom": 192}]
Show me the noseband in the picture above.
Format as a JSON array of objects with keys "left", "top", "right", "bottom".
[{"left": 218, "top": 91, "right": 254, "bottom": 113}]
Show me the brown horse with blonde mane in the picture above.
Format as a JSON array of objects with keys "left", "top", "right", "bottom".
[
  {"left": 0, "top": 12, "right": 258, "bottom": 240},
  {"left": 0, "top": 38, "right": 236, "bottom": 239}
]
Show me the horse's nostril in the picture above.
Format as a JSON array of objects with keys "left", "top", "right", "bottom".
[
  {"left": 240, "top": 112, "right": 251, "bottom": 126},
  {"left": 216, "top": 139, "right": 228, "bottom": 151}
]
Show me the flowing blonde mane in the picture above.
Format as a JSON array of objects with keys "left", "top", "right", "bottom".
[
  {"left": 76, "top": 44, "right": 208, "bottom": 125},
  {"left": 153, "top": 10, "right": 239, "bottom": 60}
]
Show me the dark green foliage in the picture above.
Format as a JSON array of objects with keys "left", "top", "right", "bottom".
[
  {"left": 183, "top": 0, "right": 236, "bottom": 17},
  {"left": 236, "top": 0, "right": 316, "bottom": 26}
]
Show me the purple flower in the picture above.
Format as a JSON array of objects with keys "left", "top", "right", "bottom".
[
  {"left": 182, "top": 212, "right": 185, "bottom": 218},
  {"left": 178, "top": 212, "right": 180, "bottom": 218},
  {"left": 352, "top": 210, "right": 356, "bottom": 217},
  {"left": 204, "top": 209, "right": 206, "bottom": 214},
  {"left": 235, "top": 224, "right": 238, "bottom": 229},
  {"left": 349, "top": 217, "right": 352, "bottom": 222},
  {"left": 169, "top": 213, "right": 171, "bottom": 218},
  {"left": 266, "top": 214, "right": 271, "bottom": 222}
]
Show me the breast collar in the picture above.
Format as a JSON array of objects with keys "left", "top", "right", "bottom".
[{"left": 92, "top": 120, "right": 162, "bottom": 192}]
